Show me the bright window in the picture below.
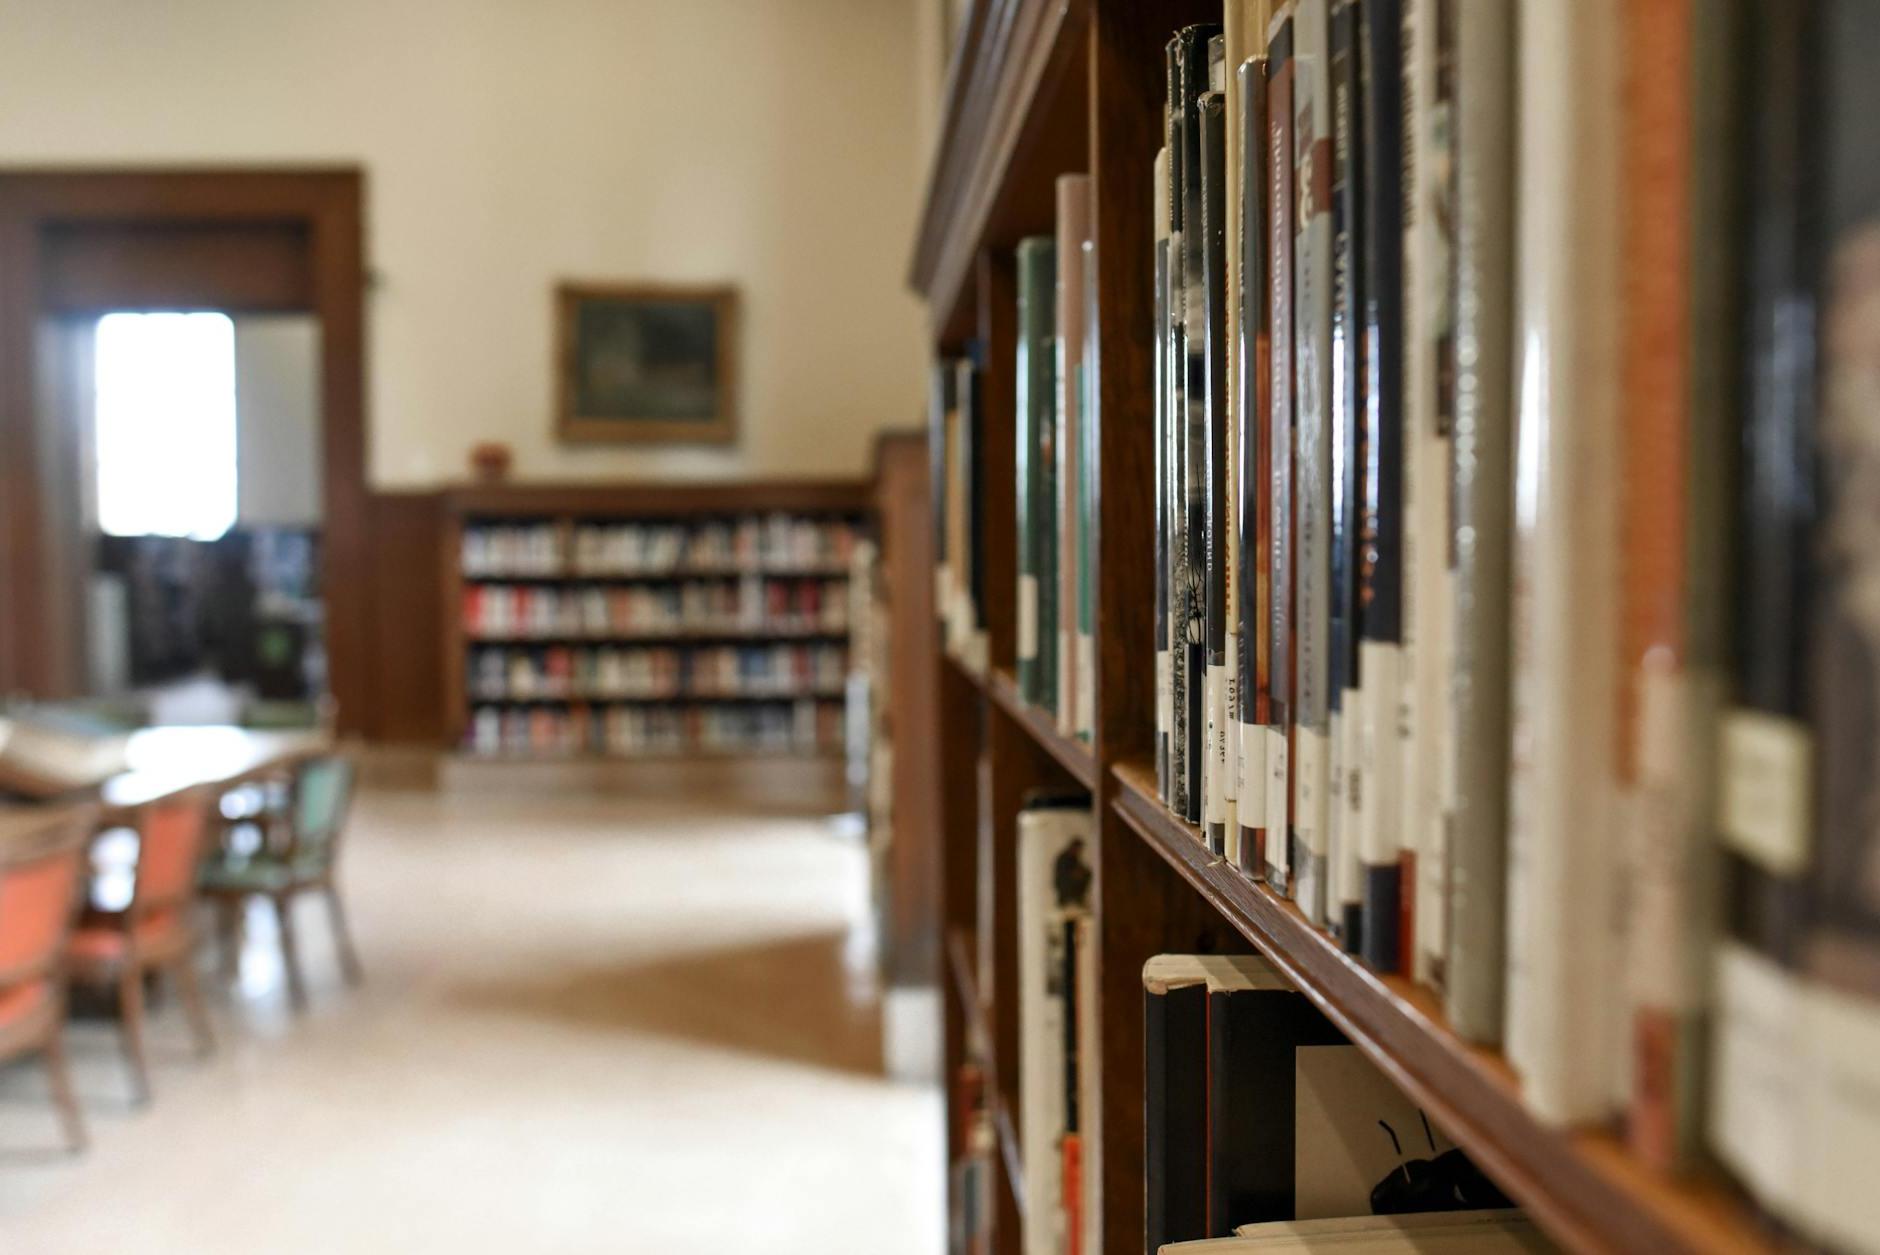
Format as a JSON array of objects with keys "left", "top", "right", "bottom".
[{"left": 94, "top": 311, "right": 238, "bottom": 540}]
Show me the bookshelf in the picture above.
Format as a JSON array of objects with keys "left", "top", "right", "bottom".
[
  {"left": 441, "top": 481, "right": 867, "bottom": 764},
  {"left": 910, "top": 3, "right": 1771, "bottom": 1252}
]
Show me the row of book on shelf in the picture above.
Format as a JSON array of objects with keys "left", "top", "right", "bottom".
[
  {"left": 460, "top": 515, "right": 857, "bottom": 578},
  {"left": 468, "top": 643, "right": 847, "bottom": 703},
  {"left": 461, "top": 579, "right": 848, "bottom": 640},
  {"left": 464, "top": 699, "right": 843, "bottom": 759},
  {"left": 950, "top": 794, "right": 1541, "bottom": 1254},
  {"left": 937, "top": 1, "right": 1880, "bottom": 1249}
]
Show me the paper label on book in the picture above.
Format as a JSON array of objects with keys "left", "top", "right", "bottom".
[
  {"left": 1709, "top": 943, "right": 1804, "bottom": 1211},
  {"left": 1294, "top": 726, "right": 1327, "bottom": 853},
  {"left": 1018, "top": 575, "right": 1039, "bottom": 662},
  {"left": 1631, "top": 665, "right": 1697, "bottom": 1010},
  {"left": 1267, "top": 730, "right": 1290, "bottom": 870},
  {"left": 1238, "top": 721, "right": 1267, "bottom": 821},
  {"left": 1359, "top": 644, "right": 1403, "bottom": 865},
  {"left": 1719, "top": 708, "right": 1813, "bottom": 875},
  {"left": 1076, "top": 633, "right": 1096, "bottom": 739},
  {"left": 1156, "top": 650, "right": 1171, "bottom": 734},
  {"left": 934, "top": 565, "right": 952, "bottom": 625},
  {"left": 1205, "top": 665, "right": 1228, "bottom": 826},
  {"left": 1223, "top": 635, "right": 1239, "bottom": 803},
  {"left": 1795, "top": 981, "right": 1880, "bottom": 1251}
]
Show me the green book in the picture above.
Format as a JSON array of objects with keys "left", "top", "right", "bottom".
[{"left": 1016, "top": 236, "right": 1058, "bottom": 708}]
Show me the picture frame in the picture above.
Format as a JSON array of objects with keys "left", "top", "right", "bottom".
[{"left": 554, "top": 281, "right": 739, "bottom": 445}]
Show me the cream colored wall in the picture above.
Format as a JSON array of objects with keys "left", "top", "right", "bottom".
[
  {"left": 235, "top": 316, "right": 322, "bottom": 527},
  {"left": 0, "top": 0, "right": 929, "bottom": 487}
]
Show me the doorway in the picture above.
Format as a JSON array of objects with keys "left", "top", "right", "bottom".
[{"left": 0, "top": 170, "right": 371, "bottom": 732}]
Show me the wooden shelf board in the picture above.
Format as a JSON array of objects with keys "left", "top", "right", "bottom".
[
  {"left": 453, "top": 748, "right": 841, "bottom": 764},
  {"left": 463, "top": 567, "right": 852, "bottom": 582},
  {"left": 1109, "top": 759, "right": 1765, "bottom": 1255},
  {"left": 985, "top": 667, "right": 1098, "bottom": 789},
  {"left": 465, "top": 627, "right": 850, "bottom": 644},
  {"left": 466, "top": 690, "right": 847, "bottom": 705},
  {"left": 447, "top": 478, "right": 870, "bottom": 517}
]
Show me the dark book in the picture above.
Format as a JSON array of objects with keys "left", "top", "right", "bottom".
[
  {"left": 1328, "top": 0, "right": 1367, "bottom": 954},
  {"left": 1236, "top": 54, "right": 1272, "bottom": 877},
  {"left": 1015, "top": 236, "right": 1058, "bottom": 711},
  {"left": 1357, "top": 0, "right": 1405, "bottom": 975},
  {"left": 1203, "top": 82, "right": 1232, "bottom": 858},
  {"left": 1157, "top": 146, "right": 1175, "bottom": 803},
  {"left": 1264, "top": 9, "right": 1298, "bottom": 895},
  {"left": 929, "top": 360, "right": 955, "bottom": 630},
  {"left": 1167, "top": 35, "right": 1194, "bottom": 821},
  {"left": 957, "top": 353, "right": 987, "bottom": 662},
  {"left": 1146, "top": 967, "right": 1209, "bottom": 1249}
]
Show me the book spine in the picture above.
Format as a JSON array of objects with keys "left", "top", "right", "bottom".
[
  {"left": 1504, "top": 0, "right": 1624, "bottom": 1125},
  {"left": 1708, "top": 0, "right": 1819, "bottom": 1219},
  {"left": 1204, "top": 86, "right": 1233, "bottom": 858},
  {"left": 1357, "top": 0, "right": 1405, "bottom": 975},
  {"left": 1079, "top": 236, "right": 1099, "bottom": 744},
  {"left": 1168, "top": 36, "right": 1194, "bottom": 823},
  {"left": 1443, "top": 0, "right": 1514, "bottom": 1046},
  {"left": 931, "top": 362, "right": 955, "bottom": 636},
  {"left": 1265, "top": 11, "right": 1298, "bottom": 894},
  {"left": 1223, "top": 9, "right": 1247, "bottom": 873},
  {"left": 1056, "top": 175, "right": 1090, "bottom": 739},
  {"left": 1156, "top": 147, "right": 1173, "bottom": 802},
  {"left": 961, "top": 354, "right": 988, "bottom": 672},
  {"left": 1016, "top": 237, "right": 1056, "bottom": 709},
  {"left": 1328, "top": 0, "right": 1366, "bottom": 952},
  {"left": 1237, "top": 54, "right": 1273, "bottom": 876},
  {"left": 1292, "top": 0, "right": 1334, "bottom": 928}
]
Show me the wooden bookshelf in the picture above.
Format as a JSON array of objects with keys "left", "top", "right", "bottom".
[
  {"left": 909, "top": 3, "right": 1770, "bottom": 1252},
  {"left": 441, "top": 480, "right": 867, "bottom": 761}
]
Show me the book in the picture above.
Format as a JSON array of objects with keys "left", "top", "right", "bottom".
[
  {"left": 1057, "top": 174, "right": 1091, "bottom": 740},
  {"left": 959, "top": 354, "right": 989, "bottom": 673},
  {"left": 1442, "top": 0, "right": 1514, "bottom": 1047},
  {"left": 930, "top": 361, "right": 956, "bottom": 641},
  {"left": 1203, "top": 75, "right": 1233, "bottom": 858},
  {"left": 1169, "top": 34, "right": 1195, "bottom": 822},
  {"left": 1504, "top": 0, "right": 1625, "bottom": 1125},
  {"left": 1143, "top": 954, "right": 1347, "bottom": 1240},
  {"left": 1236, "top": 49, "right": 1273, "bottom": 878},
  {"left": 1291, "top": 0, "right": 1335, "bottom": 928},
  {"left": 1326, "top": 0, "right": 1366, "bottom": 952},
  {"left": 1078, "top": 236, "right": 1099, "bottom": 744},
  {"left": 1264, "top": 5, "right": 1298, "bottom": 894},
  {"left": 1158, "top": 145, "right": 1176, "bottom": 801},
  {"left": 1356, "top": 0, "right": 1405, "bottom": 975},
  {"left": 1016, "top": 236, "right": 1059, "bottom": 713},
  {"left": 1157, "top": 1211, "right": 1548, "bottom": 1252},
  {"left": 1020, "top": 792, "right": 1094, "bottom": 1255}
]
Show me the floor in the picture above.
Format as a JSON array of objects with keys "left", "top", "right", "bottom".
[{"left": 0, "top": 788, "right": 943, "bottom": 1254}]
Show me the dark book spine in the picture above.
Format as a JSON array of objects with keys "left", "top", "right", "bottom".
[
  {"left": 1167, "top": 36, "right": 1193, "bottom": 822},
  {"left": 1264, "top": 16, "right": 1297, "bottom": 894},
  {"left": 1329, "top": 0, "right": 1367, "bottom": 954},
  {"left": 1237, "top": 56, "right": 1273, "bottom": 875},
  {"left": 1180, "top": 24, "right": 1222, "bottom": 826},
  {"left": 959, "top": 355, "right": 986, "bottom": 644},
  {"left": 1156, "top": 149, "right": 1174, "bottom": 803},
  {"left": 930, "top": 361, "right": 954, "bottom": 619},
  {"left": 1203, "top": 87, "right": 1232, "bottom": 858},
  {"left": 1015, "top": 238, "right": 1058, "bottom": 709},
  {"left": 1358, "top": 0, "right": 1406, "bottom": 975},
  {"left": 1145, "top": 983, "right": 1208, "bottom": 1249}
]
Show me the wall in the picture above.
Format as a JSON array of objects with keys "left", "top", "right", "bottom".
[
  {"left": 0, "top": 0, "right": 929, "bottom": 488},
  {"left": 234, "top": 316, "right": 321, "bottom": 527}
]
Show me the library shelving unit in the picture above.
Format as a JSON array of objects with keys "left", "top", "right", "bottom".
[
  {"left": 441, "top": 480, "right": 867, "bottom": 787},
  {"left": 909, "top": 4, "right": 1766, "bottom": 1253}
]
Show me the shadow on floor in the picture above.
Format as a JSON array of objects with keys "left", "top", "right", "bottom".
[{"left": 445, "top": 929, "right": 887, "bottom": 1078}]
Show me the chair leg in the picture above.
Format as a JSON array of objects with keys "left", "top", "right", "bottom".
[
  {"left": 173, "top": 955, "right": 216, "bottom": 1058},
  {"left": 215, "top": 897, "right": 244, "bottom": 986},
  {"left": 273, "top": 893, "right": 308, "bottom": 1011},
  {"left": 43, "top": 1024, "right": 87, "bottom": 1154},
  {"left": 117, "top": 968, "right": 152, "bottom": 1105},
  {"left": 324, "top": 885, "right": 364, "bottom": 986}
]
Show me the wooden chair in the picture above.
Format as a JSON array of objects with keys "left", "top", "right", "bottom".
[
  {"left": 0, "top": 816, "right": 92, "bottom": 1152},
  {"left": 200, "top": 754, "right": 362, "bottom": 1011},
  {"left": 67, "top": 793, "right": 217, "bottom": 1105}
]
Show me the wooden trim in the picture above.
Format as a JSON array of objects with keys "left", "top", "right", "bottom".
[
  {"left": 446, "top": 478, "right": 869, "bottom": 518},
  {"left": 554, "top": 281, "right": 738, "bottom": 446}
]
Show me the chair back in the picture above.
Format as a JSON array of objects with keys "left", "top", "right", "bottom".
[
  {"left": 0, "top": 817, "right": 89, "bottom": 988},
  {"left": 288, "top": 755, "right": 356, "bottom": 871},
  {"left": 131, "top": 793, "right": 213, "bottom": 918}
]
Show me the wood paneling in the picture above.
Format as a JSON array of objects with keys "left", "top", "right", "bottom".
[
  {"left": 364, "top": 491, "right": 445, "bottom": 745},
  {"left": 41, "top": 221, "right": 313, "bottom": 314}
]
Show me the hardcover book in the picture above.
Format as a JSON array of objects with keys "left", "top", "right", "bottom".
[
  {"left": 1264, "top": 5, "right": 1299, "bottom": 894},
  {"left": 1237, "top": 50, "right": 1273, "bottom": 877},
  {"left": 1015, "top": 236, "right": 1059, "bottom": 712},
  {"left": 1203, "top": 81, "right": 1234, "bottom": 858},
  {"left": 1057, "top": 174, "right": 1091, "bottom": 740},
  {"left": 1158, "top": 145, "right": 1176, "bottom": 802}
]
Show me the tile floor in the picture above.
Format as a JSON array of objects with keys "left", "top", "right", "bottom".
[{"left": 0, "top": 788, "right": 943, "bottom": 1254}]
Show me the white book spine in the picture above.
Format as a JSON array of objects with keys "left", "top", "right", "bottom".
[
  {"left": 1267, "top": 727, "right": 1291, "bottom": 874},
  {"left": 1358, "top": 640, "right": 1401, "bottom": 874},
  {"left": 1294, "top": 723, "right": 1329, "bottom": 924},
  {"left": 1206, "top": 665, "right": 1228, "bottom": 829},
  {"left": 1504, "top": 0, "right": 1623, "bottom": 1125}
]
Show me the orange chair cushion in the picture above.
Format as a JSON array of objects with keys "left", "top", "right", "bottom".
[
  {"left": 67, "top": 908, "right": 185, "bottom": 966},
  {"left": 0, "top": 979, "right": 49, "bottom": 1032}
]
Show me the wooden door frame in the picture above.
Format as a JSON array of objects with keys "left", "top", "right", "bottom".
[{"left": 0, "top": 168, "right": 370, "bottom": 733}]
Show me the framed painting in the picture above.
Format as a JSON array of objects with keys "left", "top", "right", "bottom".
[{"left": 555, "top": 282, "right": 738, "bottom": 444}]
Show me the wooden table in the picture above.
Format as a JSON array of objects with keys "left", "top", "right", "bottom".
[{"left": 94, "top": 726, "right": 328, "bottom": 820}]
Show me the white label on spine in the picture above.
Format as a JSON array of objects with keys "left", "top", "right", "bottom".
[
  {"left": 1359, "top": 643, "right": 1402, "bottom": 865},
  {"left": 1631, "top": 664, "right": 1690, "bottom": 1009},
  {"left": 1719, "top": 709, "right": 1813, "bottom": 875},
  {"left": 1224, "top": 635, "right": 1239, "bottom": 804},
  {"left": 1267, "top": 730, "right": 1290, "bottom": 869},
  {"left": 1294, "top": 726, "right": 1327, "bottom": 851},
  {"left": 1238, "top": 721, "right": 1267, "bottom": 822},
  {"left": 934, "top": 565, "right": 951, "bottom": 617},
  {"left": 1205, "top": 665, "right": 1228, "bottom": 826},
  {"left": 1156, "top": 650, "right": 1171, "bottom": 734},
  {"left": 1797, "top": 981, "right": 1880, "bottom": 1251},
  {"left": 1710, "top": 943, "right": 1803, "bottom": 1211},
  {"left": 1018, "top": 575, "right": 1039, "bottom": 662}
]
